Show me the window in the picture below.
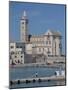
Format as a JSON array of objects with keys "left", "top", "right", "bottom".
[
  {"left": 43, "top": 48, "right": 44, "bottom": 51},
  {"left": 20, "top": 46, "right": 22, "bottom": 48},
  {"left": 11, "top": 51, "right": 14, "bottom": 55},
  {"left": 47, "top": 33, "right": 50, "bottom": 40},
  {"left": 11, "top": 46, "right": 14, "bottom": 48},
  {"left": 18, "top": 60, "right": 20, "bottom": 63},
  {"left": 46, "top": 41, "right": 48, "bottom": 44},
  {"left": 46, "top": 41, "right": 51, "bottom": 45},
  {"left": 15, "top": 56, "right": 17, "bottom": 58},
  {"left": 16, "top": 46, "right": 19, "bottom": 48},
  {"left": 49, "top": 41, "right": 51, "bottom": 44},
  {"left": 21, "top": 56, "right": 23, "bottom": 58},
  {"left": 10, "top": 56, "right": 12, "bottom": 59},
  {"left": 47, "top": 48, "right": 51, "bottom": 54},
  {"left": 59, "top": 44, "right": 61, "bottom": 48},
  {"left": 39, "top": 48, "right": 41, "bottom": 52},
  {"left": 22, "top": 22, "right": 24, "bottom": 24}
]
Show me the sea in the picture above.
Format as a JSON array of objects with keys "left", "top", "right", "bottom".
[{"left": 9, "top": 66, "right": 66, "bottom": 89}]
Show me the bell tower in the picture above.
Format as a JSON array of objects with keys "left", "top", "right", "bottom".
[{"left": 20, "top": 11, "right": 28, "bottom": 43}]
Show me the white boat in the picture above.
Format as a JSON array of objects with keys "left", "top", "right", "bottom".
[{"left": 54, "top": 70, "right": 65, "bottom": 77}]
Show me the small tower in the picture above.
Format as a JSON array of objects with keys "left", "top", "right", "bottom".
[{"left": 20, "top": 11, "right": 28, "bottom": 43}]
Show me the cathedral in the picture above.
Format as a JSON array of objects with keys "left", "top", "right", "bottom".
[
  {"left": 9, "top": 11, "right": 63, "bottom": 64},
  {"left": 20, "top": 11, "right": 62, "bottom": 56}
]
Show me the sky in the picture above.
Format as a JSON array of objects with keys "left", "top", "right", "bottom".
[{"left": 9, "top": 1, "right": 66, "bottom": 54}]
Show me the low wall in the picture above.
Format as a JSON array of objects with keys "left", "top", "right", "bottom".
[
  {"left": 47, "top": 56, "right": 65, "bottom": 63},
  {"left": 36, "top": 56, "right": 65, "bottom": 64}
]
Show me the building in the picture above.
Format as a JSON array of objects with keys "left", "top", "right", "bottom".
[
  {"left": 20, "top": 11, "right": 28, "bottom": 43},
  {"left": 9, "top": 42, "right": 35, "bottom": 64},
  {"left": 9, "top": 42, "right": 25, "bottom": 64},
  {"left": 20, "top": 11, "right": 62, "bottom": 56},
  {"left": 9, "top": 11, "right": 63, "bottom": 64}
]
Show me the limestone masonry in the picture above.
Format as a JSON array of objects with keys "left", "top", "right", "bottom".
[{"left": 10, "top": 11, "right": 65, "bottom": 65}]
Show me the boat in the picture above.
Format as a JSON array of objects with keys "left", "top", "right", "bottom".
[{"left": 54, "top": 70, "right": 65, "bottom": 76}]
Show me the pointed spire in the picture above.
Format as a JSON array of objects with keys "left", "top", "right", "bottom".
[
  {"left": 22, "top": 10, "right": 27, "bottom": 19},
  {"left": 23, "top": 10, "right": 27, "bottom": 16}
]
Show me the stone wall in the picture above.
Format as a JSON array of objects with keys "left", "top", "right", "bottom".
[{"left": 36, "top": 55, "right": 65, "bottom": 64}]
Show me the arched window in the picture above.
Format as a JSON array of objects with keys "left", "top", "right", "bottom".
[
  {"left": 49, "top": 41, "right": 51, "bottom": 44},
  {"left": 39, "top": 48, "right": 41, "bottom": 52},
  {"left": 47, "top": 48, "right": 51, "bottom": 54},
  {"left": 46, "top": 41, "right": 48, "bottom": 44}
]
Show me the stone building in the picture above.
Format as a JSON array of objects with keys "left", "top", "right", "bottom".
[
  {"left": 20, "top": 11, "right": 62, "bottom": 56},
  {"left": 9, "top": 11, "right": 63, "bottom": 64},
  {"left": 9, "top": 42, "right": 35, "bottom": 64},
  {"left": 9, "top": 42, "right": 25, "bottom": 64}
]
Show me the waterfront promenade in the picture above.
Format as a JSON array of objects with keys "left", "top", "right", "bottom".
[{"left": 10, "top": 75, "right": 65, "bottom": 85}]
